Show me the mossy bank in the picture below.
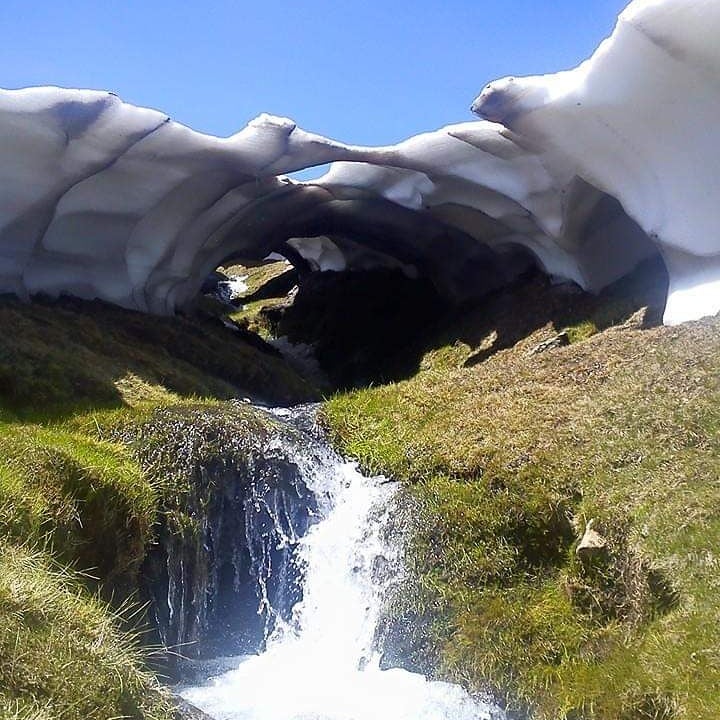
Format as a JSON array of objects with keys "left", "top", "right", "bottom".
[
  {"left": 0, "top": 295, "right": 315, "bottom": 719},
  {"left": 323, "top": 262, "right": 720, "bottom": 720}
]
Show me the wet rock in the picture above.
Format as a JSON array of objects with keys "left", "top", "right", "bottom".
[
  {"left": 173, "top": 696, "right": 216, "bottom": 720},
  {"left": 136, "top": 404, "right": 317, "bottom": 665}
]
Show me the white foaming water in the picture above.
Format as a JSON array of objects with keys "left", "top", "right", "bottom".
[{"left": 181, "top": 425, "right": 501, "bottom": 720}]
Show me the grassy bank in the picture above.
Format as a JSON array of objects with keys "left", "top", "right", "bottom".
[
  {"left": 4, "top": 260, "right": 719, "bottom": 719},
  {"left": 0, "top": 296, "right": 315, "bottom": 719},
  {"left": 323, "top": 265, "right": 720, "bottom": 719}
]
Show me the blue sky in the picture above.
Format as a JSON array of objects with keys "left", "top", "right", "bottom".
[{"left": 1, "top": 1, "right": 627, "bottom": 145}]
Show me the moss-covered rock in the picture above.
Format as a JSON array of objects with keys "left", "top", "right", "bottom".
[{"left": 124, "top": 403, "right": 316, "bottom": 661}]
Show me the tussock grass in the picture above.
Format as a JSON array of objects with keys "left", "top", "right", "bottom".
[
  {"left": 0, "top": 543, "right": 173, "bottom": 720},
  {"left": 323, "top": 265, "right": 720, "bottom": 719},
  {"left": 0, "top": 296, "right": 315, "bottom": 718},
  {"left": 0, "top": 421, "right": 155, "bottom": 596}
]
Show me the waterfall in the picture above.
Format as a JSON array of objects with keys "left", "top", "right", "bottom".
[{"left": 180, "top": 406, "right": 503, "bottom": 720}]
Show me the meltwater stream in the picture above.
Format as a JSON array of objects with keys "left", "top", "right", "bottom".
[{"left": 181, "top": 407, "right": 502, "bottom": 720}]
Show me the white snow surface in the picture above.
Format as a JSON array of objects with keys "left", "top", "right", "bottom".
[
  {"left": 471, "top": 0, "right": 720, "bottom": 323},
  {"left": 1, "top": 0, "right": 719, "bottom": 323}
]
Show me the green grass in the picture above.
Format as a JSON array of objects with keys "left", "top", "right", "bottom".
[
  {"left": 0, "top": 295, "right": 313, "bottom": 419},
  {"left": 0, "top": 422, "right": 155, "bottom": 597},
  {"left": 229, "top": 297, "right": 289, "bottom": 340},
  {"left": 323, "top": 267, "right": 720, "bottom": 719},
  {"left": 223, "top": 260, "right": 291, "bottom": 296},
  {"left": 0, "top": 543, "right": 173, "bottom": 720},
  {"left": 2, "top": 260, "right": 710, "bottom": 718},
  {"left": 223, "top": 261, "right": 295, "bottom": 340},
  {"left": 0, "top": 295, "right": 316, "bottom": 718}
]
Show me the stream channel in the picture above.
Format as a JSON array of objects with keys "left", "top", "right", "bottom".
[{"left": 179, "top": 405, "right": 504, "bottom": 720}]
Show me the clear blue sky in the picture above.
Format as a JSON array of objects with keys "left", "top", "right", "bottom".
[{"left": 1, "top": 1, "right": 628, "bottom": 145}]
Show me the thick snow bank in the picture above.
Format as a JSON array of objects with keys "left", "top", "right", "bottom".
[
  {"left": 472, "top": 0, "right": 720, "bottom": 324},
  {"left": 1, "top": 0, "right": 718, "bottom": 323}
]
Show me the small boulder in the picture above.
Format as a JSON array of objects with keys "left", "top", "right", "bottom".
[
  {"left": 576, "top": 518, "right": 608, "bottom": 559},
  {"left": 529, "top": 330, "right": 569, "bottom": 356}
]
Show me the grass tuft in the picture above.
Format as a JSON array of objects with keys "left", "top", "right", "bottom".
[{"left": 0, "top": 543, "right": 174, "bottom": 720}]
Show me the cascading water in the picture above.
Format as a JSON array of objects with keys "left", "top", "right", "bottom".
[{"left": 181, "top": 407, "right": 503, "bottom": 720}]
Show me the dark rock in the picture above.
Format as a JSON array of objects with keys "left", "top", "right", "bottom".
[
  {"left": 136, "top": 404, "right": 317, "bottom": 669},
  {"left": 200, "top": 271, "right": 228, "bottom": 296},
  {"left": 242, "top": 268, "right": 299, "bottom": 303},
  {"left": 528, "top": 330, "right": 570, "bottom": 355},
  {"left": 219, "top": 315, "right": 283, "bottom": 357},
  {"left": 173, "top": 696, "right": 215, "bottom": 720},
  {"left": 377, "top": 610, "right": 436, "bottom": 676},
  {"left": 277, "top": 268, "right": 451, "bottom": 389}
]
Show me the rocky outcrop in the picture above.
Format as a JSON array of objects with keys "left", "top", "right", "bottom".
[{"left": 130, "top": 403, "right": 317, "bottom": 661}]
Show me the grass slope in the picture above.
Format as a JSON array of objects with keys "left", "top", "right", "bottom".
[
  {"left": 323, "top": 265, "right": 720, "bottom": 719},
  {"left": 0, "top": 544, "right": 173, "bottom": 720},
  {"left": 224, "top": 261, "right": 295, "bottom": 340},
  {"left": 0, "top": 296, "right": 315, "bottom": 719}
]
